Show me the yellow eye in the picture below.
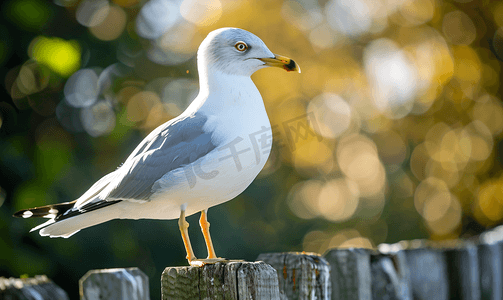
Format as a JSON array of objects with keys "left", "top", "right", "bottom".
[{"left": 235, "top": 42, "right": 248, "bottom": 52}]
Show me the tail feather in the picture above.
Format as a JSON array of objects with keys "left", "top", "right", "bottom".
[
  {"left": 39, "top": 206, "right": 121, "bottom": 238},
  {"left": 30, "top": 219, "right": 56, "bottom": 233}
]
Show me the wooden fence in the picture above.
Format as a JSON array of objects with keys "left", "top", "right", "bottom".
[{"left": 2, "top": 225, "right": 503, "bottom": 299}]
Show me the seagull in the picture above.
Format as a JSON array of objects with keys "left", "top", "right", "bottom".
[{"left": 14, "top": 27, "right": 300, "bottom": 266}]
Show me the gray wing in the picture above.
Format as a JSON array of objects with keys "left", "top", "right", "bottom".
[
  {"left": 90, "top": 112, "right": 217, "bottom": 204},
  {"left": 106, "top": 112, "right": 217, "bottom": 201},
  {"left": 27, "top": 112, "right": 217, "bottom": 221}
]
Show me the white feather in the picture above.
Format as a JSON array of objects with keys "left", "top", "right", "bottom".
[{"left": 38, "top": 202, "right": 124, "bottom": 238}]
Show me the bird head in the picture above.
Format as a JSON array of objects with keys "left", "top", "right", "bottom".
[{"left": 198, "top": 27, "right": 300, "bottom": 77}]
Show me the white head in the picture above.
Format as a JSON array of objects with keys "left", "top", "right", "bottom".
[{"left": 197, "top": 27, "right": 300, "bottom": 77}]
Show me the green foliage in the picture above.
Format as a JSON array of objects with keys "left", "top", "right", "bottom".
[{"left": 3, "top": 0, "right": 51, "bottom": 31}]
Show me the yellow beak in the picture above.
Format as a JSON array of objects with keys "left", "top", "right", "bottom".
[{"left": 259, "top": 54, "right": 301, "bottom": 73}]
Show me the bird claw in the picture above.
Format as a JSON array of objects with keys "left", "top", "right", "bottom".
[{"left": 189, "top": 257, "right": 228, "bottom": 267}]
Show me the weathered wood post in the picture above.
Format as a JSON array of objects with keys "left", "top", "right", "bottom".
[
  {"left": 0, "top": 275, "right": 69, "bottom": 300},
  {"left": 161, "top": 261, "right": 280, "bottom": 299},
  {"left": 257, "top": 252, "right": 331, "bottom": 300},
  {"left": 323, "top": 248, "right": 372, "bottom": 300},
  {"left": 79, "top": 267, "right": 149, "bottom": 300},
  {"left": 399, "top": 239, "right": 485, "bottom": 300},
  {"left": 399, "top": 240, "right": 449, "bottom": 300},
  {"left": 478, "top": 228, "right": 503, "bottom": 300},
  {"left": 371, "top": 248, "right": 412, "bottom": 300},
  {"left": 443, "top": 241, "right": 480, "bottom": 300},
  {"left": 323, "top": 247, "right": 412, "bottom": 300}
]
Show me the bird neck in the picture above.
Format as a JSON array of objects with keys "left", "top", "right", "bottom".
[
  {"left": 199, "top": 68, "right": 251, "bottom": 92},
  {"left": 192, "top": 69, "right": 260, "bottom": 114}
]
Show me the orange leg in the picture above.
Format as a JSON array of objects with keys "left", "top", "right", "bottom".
[
  {"left": 178, "top": 208, "right": 196, "bottom": 264},
  {"left": 199, "top": 209, "right": 217, "bottom": 259}
]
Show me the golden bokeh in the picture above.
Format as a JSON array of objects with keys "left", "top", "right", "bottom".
[
  {"left": 317, "top": 179, "right": 359, "bottom": 222},
  {"left": 4, "top": 0, "right": 503, "bottom": 271},
  {"left": 442, "top": 11, "right": 477, "bottom": 46},
  {"left": 475, "top": 178, "right": 503, "bottom": 225},
  {"left": 180, "top": 0, "right": 223, "bottom": 27},
  {"left": 89, "top": 5, "right": 127, "bottom": 41},
  {"left": 287, "top": 180, "right": 323, "bottom": 220}
]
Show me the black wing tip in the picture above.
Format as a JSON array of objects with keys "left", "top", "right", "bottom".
[
  {"left": 13, "top": 207, "right": 53, "bottom": 219},
  {"left": 13, "top": 209, "right": 28, "bottom": 218},
  {"left": 13, "top": 201, "right": 78, "bottom": 219},
  {"left": 13, "top": 200, "right": 121, "bottom": 221}
]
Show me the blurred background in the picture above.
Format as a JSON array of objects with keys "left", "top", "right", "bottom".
[{"left": 1, "top": 0, "right": 503, "bottom": 298}]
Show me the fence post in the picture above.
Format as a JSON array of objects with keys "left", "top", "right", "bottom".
[
  {"left": 79, "top": 267, "right": 149, "bottom": 300},
  {"left": 377, "top": 243, "right": 413, "bottom": 300},
  {"left": 478, "top": 228, "right": 503, "bottom": 300},
  {"left": 444, "top": 242, "right": 480, "bottom": 300},
  {"left": 371, "top": 251, "right": 412, "bottom": 300},
  {"left": 323, "top": 248, "right": 372, "bottom": 300},
  {"left": 161, "top": 261, "right": 280, "bottom": 300},
  {"left": 0, "top": 275, "right": 69, "bottom": 300},
  {"left": 257, "top": 252, "right": 331, "bottom": 300},
  {"left": 400, "top": 240, "right": 449, "bottom": 300}
]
